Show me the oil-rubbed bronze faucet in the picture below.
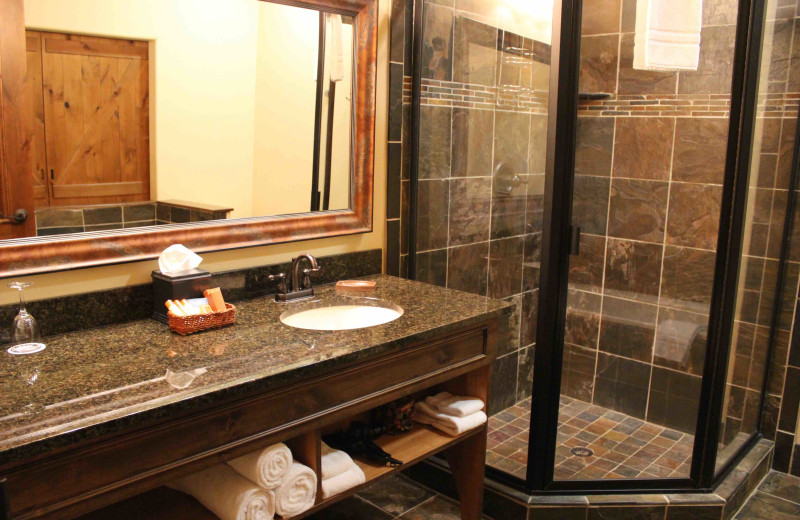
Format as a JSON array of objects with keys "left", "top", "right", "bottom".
[{"left": 268, "top": 254, "right": 322, "bottom": 302}]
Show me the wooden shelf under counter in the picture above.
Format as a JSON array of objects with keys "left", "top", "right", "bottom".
[
  {"left": 4, "top": 317, "right": 498, "bottom": 520},
  {"left": 77, "top": 424, "right": 487, "bottom": 520}
]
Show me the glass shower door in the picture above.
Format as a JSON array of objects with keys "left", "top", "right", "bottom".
[
  {"left": 410, "top": 0, "right": 553, "bottom": 482},
  {"left": 552, "top": 0, "right": 741, "bottom": 481}
]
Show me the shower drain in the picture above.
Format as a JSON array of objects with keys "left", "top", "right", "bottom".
[{"left": 571, "top": 447, "right": 594, "bottom": 457}]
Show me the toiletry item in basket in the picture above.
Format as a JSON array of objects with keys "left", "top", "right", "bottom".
[{"left": 203, "top": 287, "right": 227, "bottom": 312}]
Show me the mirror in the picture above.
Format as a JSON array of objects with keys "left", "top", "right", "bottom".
[
  {"left": 0, "top": 0, "right": 376, "bottom": 277},
  {"left": 22, "top": 0, "right": 355, "bottom": 237}
]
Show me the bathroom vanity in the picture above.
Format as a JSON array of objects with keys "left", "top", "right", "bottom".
[{"left": 0, "top": 276, "right": 509, "bottom": 520}]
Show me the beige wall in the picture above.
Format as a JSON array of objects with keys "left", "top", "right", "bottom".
[
  {"left": 26, "top": 0, "right": 360, "bottom": 219},
  {"left": 25, "top": 0, "right": 261, "bottom": 218},
  {"left": 251, "top": 2, "right": 318, "bottom": 216},
  {"left": 5, "top": 0, "right": 388, "bottom": 305}
]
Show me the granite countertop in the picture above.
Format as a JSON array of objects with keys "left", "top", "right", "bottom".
[{"left": 0, "top": 275, "right": 509, "bottom": 466}]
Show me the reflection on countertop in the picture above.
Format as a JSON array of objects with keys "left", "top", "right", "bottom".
[{"left": 0, "top": 275, "right": 510, "bottom": 465}]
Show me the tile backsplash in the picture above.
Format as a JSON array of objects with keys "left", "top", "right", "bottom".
[
  {"left": 35, "top": 200, "right": 233, "bottom": 237},
  {"left": 0, "top": 249, "right": 382, "bottom": 343}
]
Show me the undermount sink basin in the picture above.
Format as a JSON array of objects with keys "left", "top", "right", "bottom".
[{"left": 280, "top": 299, "right": 403, "bottom": 331}]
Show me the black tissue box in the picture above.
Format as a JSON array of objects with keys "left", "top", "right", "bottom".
[{"left": 152, "top": 268, "right": 212, "bottom": 323}]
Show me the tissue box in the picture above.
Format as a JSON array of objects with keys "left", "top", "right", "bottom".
[{"left": 152, "top": 269, "right": 212, "bottom": 323}]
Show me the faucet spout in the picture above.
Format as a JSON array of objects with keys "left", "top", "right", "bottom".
[{"left": 291, "top": 254, "right": 320, "bottom": 291}]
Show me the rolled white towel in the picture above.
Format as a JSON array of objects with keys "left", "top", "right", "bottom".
[
  {"left": 168, "top": 464, "right": 275, "bottom": 520},
  {"left": 321, "top": 442, "right": 357, "bottom": 480},
  {"left": 415, "top": 402, "right": 487, "bottom": 436},
  {"left": 436, "top": 395, "right": 484, "bottom": 417},
  {"left": 274, "top": 462, "right": 318, "bottom": 518},
  {"left": 228, "top": 443, "right": 293, "bottom": 490},
  {"left": 321, "top": 464, "right": 366, "bottom": 499}
]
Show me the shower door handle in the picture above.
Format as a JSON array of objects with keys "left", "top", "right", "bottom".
[{"left": 569, "top": 225, "right": 581, "bottom": 255}]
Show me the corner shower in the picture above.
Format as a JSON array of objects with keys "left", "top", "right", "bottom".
[{"left": 399, "top": 0, "right": 800, "bottom": 493}]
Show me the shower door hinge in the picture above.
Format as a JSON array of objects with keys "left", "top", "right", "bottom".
[{"left": 569, "top": 225, "right": 581, "bottom": 255}]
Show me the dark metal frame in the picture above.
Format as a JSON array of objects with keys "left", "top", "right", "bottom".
[
  {"left": 695, "top": 0, "right": 765, "bottom": 486},
  {"left": 408, "top": 0, "right": 775, "bottom": 496},
  {"left": 407, "top": 0, "right": 423, "bottom": 280},
  {"left": 311, "top": 11, "right": 327, "bottom": 211}
]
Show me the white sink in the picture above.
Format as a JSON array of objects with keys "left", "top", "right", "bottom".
[{"left": 280, "top": 300, "right": 403, "bottom": 331}]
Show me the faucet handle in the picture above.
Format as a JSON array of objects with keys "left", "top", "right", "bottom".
[
  {"left": 302, "top": 265, "right": 321, "bottom": 289},
  {"left": 268, "top": 272, "right": 288, "bottom": 295}
]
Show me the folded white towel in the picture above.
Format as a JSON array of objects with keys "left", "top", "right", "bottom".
[
  {"left": 321, "top": 464, "right": 366, "bottom": 499},
  {"left": 228, "top": 443, "right": 293, "bottom": 490},
  {"left": 633, "top": 0, "right": 702, "bottom": 71},
  {"left": 168, "top": 464, "right": 275, "bottom": 520},
  {"left": 274, "top": 462, "right": 317, "bottom": 518},
  {"left": 415, "top": 401, "right": 488, "bottom": 436},
  {"left": 321, "top": 442, "right": 357, "bottom": 480},
  {"left": 426, "top": 392, "right": 484, "bottom": 417},
  {"left": 425, "top": 391, "right": 454, "bottom": 407}
]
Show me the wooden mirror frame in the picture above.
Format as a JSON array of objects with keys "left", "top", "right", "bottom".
[{"left": 0, "top": 0, "right": 376, "bottom": 278}]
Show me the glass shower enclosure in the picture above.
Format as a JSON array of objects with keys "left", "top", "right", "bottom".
[{"left": 406, "top": 0, "right": 800, "bottom": 493}]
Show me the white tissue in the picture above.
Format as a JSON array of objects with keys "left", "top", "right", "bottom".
[{"left": 158, "top": 244, "right": 203, "bottom": 275}]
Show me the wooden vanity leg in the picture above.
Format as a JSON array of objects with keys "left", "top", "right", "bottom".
[
  {"left": 0, "top": 478, "right": 10, "bottom": 520},
  {"left": 443, "top": 426, "right": 487, "bottom": 520}
]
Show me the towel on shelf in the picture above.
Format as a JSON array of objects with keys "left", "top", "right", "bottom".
[
  {"left": 321, "top": 464, "right": 366, "bottom": 499},
  {"left": 321, "top": 442, "right": 356, "bottom": 480},
  {"left": 633, "top": 0, "right": 702, "bottom": 71},
  {"left": 168, "top": 464, "right": 275, "bottom": 520},
  {"left": 228, "top": 443, "right": 293, "bottom": 490},
  {"left": 414, "top": 401, "right": 487, "bottom": 436},
  {"left": 320, "top": 442, "right": 366, "bottom": 499},
  {"left": 425, "top": 391, "right": 484, "bottom": 417},
  {"left": 274, "top": 462, "right": 318, "bottom": 518}
]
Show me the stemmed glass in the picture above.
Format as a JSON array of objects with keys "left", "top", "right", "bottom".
[
  {"left": 6, "top": 282, "right": 46, "bottom": 414},
  {"left": 7, "top": 281, "right": 44, "bottom": 355}
]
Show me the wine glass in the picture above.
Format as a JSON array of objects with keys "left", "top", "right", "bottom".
[{"left": 7, "top": 281, "right": 44, "bottom": 355}]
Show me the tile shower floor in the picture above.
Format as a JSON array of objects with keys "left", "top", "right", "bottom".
[{"left": 487, "top": 395, "right": 694, "bottom": 480}]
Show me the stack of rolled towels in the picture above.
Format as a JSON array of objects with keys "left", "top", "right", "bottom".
[
  {"left": 414, "top": 391, "right": 487, "bottom": 436},
  {"left": 320, "top": 442, "right": 366, "bottom": 499},
  {"left": 169, "top": 442, "right": 317, "bottom": 520}
]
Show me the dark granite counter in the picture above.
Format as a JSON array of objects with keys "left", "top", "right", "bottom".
[{"left": 0, "top": 275, "right": 509, "bottom": 466}]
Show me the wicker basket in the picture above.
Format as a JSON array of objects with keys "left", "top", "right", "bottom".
[{"left": 168, "top": 303, "right": 236, "bottom": 335}]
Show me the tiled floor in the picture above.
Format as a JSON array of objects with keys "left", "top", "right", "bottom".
[
  {"left": 305, "top": 474, "right": 492, "bottom": 520},
  {"left": 735, "top": 471, "right": 800, "bottom": 519},
  {"left": 487, "top": 395, "right": 694, "bottom": 480}
]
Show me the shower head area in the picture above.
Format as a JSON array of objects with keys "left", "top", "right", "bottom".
[{"left": 385, "top": 0, "right": 800, "bottom": 507}]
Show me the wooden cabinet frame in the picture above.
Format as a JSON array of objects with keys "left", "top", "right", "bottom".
[
  {"left": 0, "top": 0, "right": 376, "bottom": 278},
  {"left": 0, "top": 321, "right": 496, "bottom": 520}
]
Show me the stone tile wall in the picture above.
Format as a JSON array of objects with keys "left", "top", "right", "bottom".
[
  {"left": 407, "top": 0, "right": 551, "bottom": 415},
  {"left": 560, "top": 0, "right": 746, "bottom": 437}
]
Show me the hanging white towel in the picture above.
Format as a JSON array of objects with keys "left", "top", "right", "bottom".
[
  {"left": 329, "top": 14, "right": 344, "bottom": 82},
  {"left": 321, "top": 465, "right": 366, "bottom": 499},
  {"left": 274, "top": 462, "right": 318, "bottom": 518},
  {"left": 633, "top": 0, "right": 703, "bottom": 71},
  {"left": 168, "top": 464, "right": 275, "bottom": 520},
  {"left": 227, "top": 443, "right": 293, "bottom": 490}
]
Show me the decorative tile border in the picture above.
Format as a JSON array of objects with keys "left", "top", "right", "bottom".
[
  {"left": 413, "top": 78, "right": 549, "bottom": 114},
  {"left": 575, "top": 92, "right": 800, "bottom": 119}
]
